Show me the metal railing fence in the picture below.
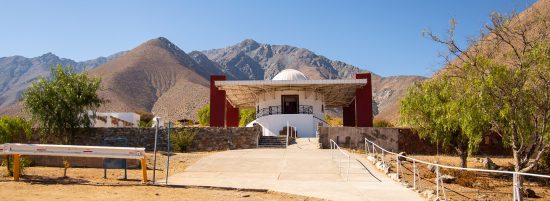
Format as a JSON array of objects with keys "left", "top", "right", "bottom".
[
  {"left": 330, "top": 139, "right": 351, "bottom": 181},
  {"left": 364, "top": 138, "right": 550, "bottom": 201}
]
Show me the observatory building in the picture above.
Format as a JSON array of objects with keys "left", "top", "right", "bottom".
[{"left": 210, "top": 69, "right": 373, "bottom": 137}]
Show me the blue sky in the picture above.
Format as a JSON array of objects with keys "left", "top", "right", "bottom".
[{"left": 0, "top": 0, "right": 536, "bottom": 77}]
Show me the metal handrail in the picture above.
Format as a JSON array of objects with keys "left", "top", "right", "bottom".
[
  {"left": 330, "top": 139, "right": 351, "bottom": 181},
  {"left": 363, "top": 138, "right": 550, "bottom": 201},
  {"left": 256, "top": 105, "right": 314, "bottom": 118}
]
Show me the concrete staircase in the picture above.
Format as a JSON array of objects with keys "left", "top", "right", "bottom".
[{"left": 258, "top": 136, "right": 288, "bottom": 148}]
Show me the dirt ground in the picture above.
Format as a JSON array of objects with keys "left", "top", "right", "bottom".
[
  {"left": 360, "top": 152, "right": 550, "bottom": 201},
  {"left": 0, "top": 152, "right": 321, "bottom": 201}
]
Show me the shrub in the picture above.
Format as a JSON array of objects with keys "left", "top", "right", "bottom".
[
  {"left": 138, "top": 120, "right": 152, "bottom": 128},
  {"left": 197, "top": 105, "right": 210, "bottom": 126},
  {"left": 171, "top": 129, "right": 197, "bottom": 152},
  {"left": 373, "top": 118, "right": 394, "bottom": 127},
  {"left": 239, "top": 108, "right": 256, "bottom": 127},
  {"left": 1, "top": 156, "right": 32, "bottom": 176}
]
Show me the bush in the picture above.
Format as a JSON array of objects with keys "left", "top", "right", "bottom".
[
  {"left": 373, "top": 118, "right": 394, "bottom": 127},
  {"left": 197, "top": 105, "right": 210, "bottom": 126},
  {"left": 138, "top": 120, "right": 152, "bottom": 128},
  {"left": 239, "top": 108, "right": 256, "bottom": 127},
  {"left": 536, "top": 151, "right": 550, "bottom": 174},
  {"left": 1, "top": 156, "right": 32, "bottom": 176},
  {"left": 171, "top": 129, "right": 197, "bottom": 152}
]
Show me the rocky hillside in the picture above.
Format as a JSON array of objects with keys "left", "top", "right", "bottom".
[
  {"left": 0, "top": 37, "right": 425, "bottom": 122},
  {"left": 0, "top": 52, "right": 126, "bottom": 109},
  {"left": 202, "top": 39, "right": 425, "bottom": 122}
]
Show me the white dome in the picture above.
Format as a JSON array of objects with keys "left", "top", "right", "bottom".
[{"left": 272, "top": 69, "right": 308, "bottom": 81}]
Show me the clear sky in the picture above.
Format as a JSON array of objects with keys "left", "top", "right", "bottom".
[{"left": 0, "top": 0, "right": 536, "bottom": 77}]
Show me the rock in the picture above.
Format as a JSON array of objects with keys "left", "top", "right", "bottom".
[
  {"left": 427, "top": 164, "right": 437, "bottom": 173},
  {"left": 475, "top": 157, "right": 482, "bottom": 163},
  {"left": 398, "top": 152, "right": 407, "bottom": 162},
  {"left": 388, "top": 173, "right": 400, "bottom": 181},
  {"left": 422, "top": 189, "right": 435, "bottom": 198},
  {"left": 242, "top": 194, "right": 250, "bottom": 198},
  {"left": 439, "top": 174, "right": 456, "bottom": 183},
  {"left": 367, "top": 155, "right": 376, "bottom": 162},
  {"left": 525, "top": 188, "right": 538, "bottom": 198},
  {"left": 482, "top": 157, "right": 499, "bottom": 170}
]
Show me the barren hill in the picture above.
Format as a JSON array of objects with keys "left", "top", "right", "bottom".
[{"left": 88, "top": 37, "right": 224, "bottom": 121}]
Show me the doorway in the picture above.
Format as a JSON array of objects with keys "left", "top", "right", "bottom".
[{"left": 281, "top": 95, "right": 299, "bottom": 114}]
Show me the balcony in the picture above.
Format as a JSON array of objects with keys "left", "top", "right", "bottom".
[{"left": 256, "top": 105, "right": 313, "bottom": 118}]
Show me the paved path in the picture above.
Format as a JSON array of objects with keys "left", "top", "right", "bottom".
[{"left": 164, "top": 139, "right": 423, "bottom": 201}]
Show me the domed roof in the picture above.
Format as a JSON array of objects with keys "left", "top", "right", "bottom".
[{"left": 272, "top": 69, "right": 308, "bottom": 81}]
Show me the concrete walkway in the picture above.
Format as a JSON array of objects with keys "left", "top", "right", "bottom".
[{"left": 164, "top": 140, "right": 423, "bottom": 201}]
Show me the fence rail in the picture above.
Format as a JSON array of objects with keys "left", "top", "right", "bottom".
[
  {"left": 363, "top": 138, "right": 550, "bottom": 201},
  {"left": 330, "top": 139, "right": 351, "bottom": 181}
]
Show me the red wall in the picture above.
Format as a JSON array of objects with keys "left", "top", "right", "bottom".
[
  {"left": 210, "top": 75, "right": 226, "bottom": 127},
  {"left": 225, "top": 100, "right": 239, "bottom": 127},
  {"left": 355, "top": 73, "right": 373, "bottom": 127}
]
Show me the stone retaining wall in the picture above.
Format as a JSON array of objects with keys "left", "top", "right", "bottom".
[
  {"left": 34, "top": 125, "right": 261, "bottom": 152},
  {"left": 22, "top": 125, "right": 261, "bottom": 168}
]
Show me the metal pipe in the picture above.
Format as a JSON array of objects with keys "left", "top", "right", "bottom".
[
  {"left": 152, "top": 117, "right": 159, "bottom": 184},
  {"left": 165, "top": 121, "right": 171, "bottom": 185},
  {"left": 286, "top": 121, "right": 289, "bottom": 148},
  {"left": 347, "top": 155, "right": 350, "bottom": 181},
  {"left": 436, "top": 166, "right": 440, "bottom": 200},
  {"left": 413, "top": 160, "right": 416, "bottom": 190}
]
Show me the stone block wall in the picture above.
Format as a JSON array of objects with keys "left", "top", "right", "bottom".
[
  {"left": 23, "top": 125, "right": 261, "bottom": 167},
  {"left": 31, "top": 125, "right": 261, "bottom": 152}
]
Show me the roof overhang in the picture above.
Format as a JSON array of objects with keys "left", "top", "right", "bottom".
[{"left": 215, "top": 79, "right": 368, "bottom": 108}]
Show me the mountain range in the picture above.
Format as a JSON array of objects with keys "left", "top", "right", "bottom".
[{"left": 0, "top": 38, "right": 426, "bottom": 122}]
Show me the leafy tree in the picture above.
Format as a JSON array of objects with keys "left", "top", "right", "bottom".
[
  {"left": 197, "top": 105, "right": 210, "bottom": 126},
  {"left": 401, "top": 78, "right": 489, "bottom": 168},
  {"left": 0, "top": 116, "right": 32, "bottom": 143},
  {"left": 23, "top": 65, "right": 105, "bottom": 144},
  {"left": 0, "top": 116, "right": 32, "bottom": 176},
  {"left": 426, "top": 11, "right": 550, "bottom": 198},
  {"left": 239, "top": 108, "right": 256, "bottom": 127}
]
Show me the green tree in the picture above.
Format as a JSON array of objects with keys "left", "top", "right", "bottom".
[
  {"left": 23, "top": 65, "right": 105, "bottom": 144},
  {"left": 0, "top": 116, "right": 32, "bottom": 143},
  {"left": 197, "top": 105, "right": 210, "bottom": 126},
  {"left": 426, "top": 11, "right": 550, "bottom": 198},
  {"left": 239, "top": 108, "right": 256, "bottom": 127},
  {"left": 0, "top": 116, "right": 32, "bottom": 176},
  {"left": 401, "top": 78, "right": 489, "bottom": 168}
]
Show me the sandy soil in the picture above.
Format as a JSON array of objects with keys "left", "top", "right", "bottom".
[
  {"left": 0, "top": 152, "right": 322, "bottom": 201},
  {"left": 359, "top": 152, "right": 550, "bottom": 201}
]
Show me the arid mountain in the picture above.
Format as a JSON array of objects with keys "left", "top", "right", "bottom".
[
  {"left": 0, "top": 37, "right": 424, "bottom": 122},
  {"left": 0, "top": 52, "right": 126, "bottom": 110},
  {"left": 88, "top": 37, "right": 225, "bottom": 121},
  {"left": 202, "top": 39, "right": 426, "bottom": 122}
]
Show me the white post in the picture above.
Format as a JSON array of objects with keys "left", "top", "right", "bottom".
[
  {"left": 329, "top": 140, "right": 334, "bottom": 160},
  {"left": 364, "top": 139, "right": 367, "bottom": 155},
  {"left": 396, "top": 154, "right": 400, "bottom": 180},
  {"left": 286, "top": 121, "right": 289, "bottom": 148},
  {"left": 413, "top": 160, "right": 416, "bottom": 190},
  {"left": 347, "top": 155, "right": 351, "bottom": 181},
  {"left": 435, "top": 166, "right": 439, "bottom": 200}
]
